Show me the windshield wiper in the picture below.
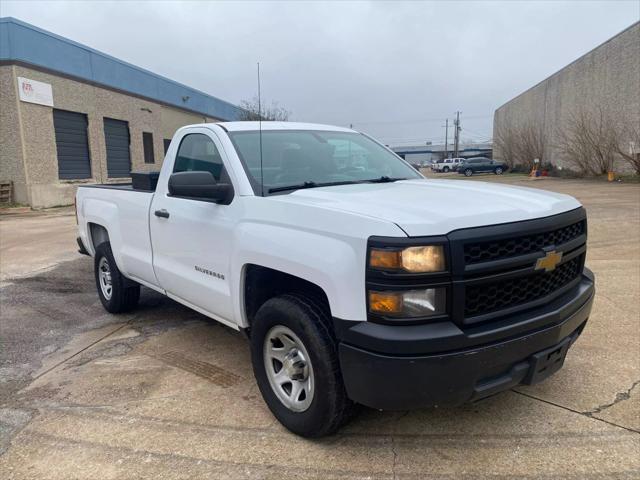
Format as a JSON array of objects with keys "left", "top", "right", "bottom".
[
  {"left": 267, "top": 177, "right": 406, "bottom": 194},
  {"left": 268, "top": 180, "right": 359, "bottom": 194},
  {"left": 365, "top": 176, "right": 406, "bottom": 183}
]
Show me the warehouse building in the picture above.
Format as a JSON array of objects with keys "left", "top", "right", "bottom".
[
  {"left": 0, "top": 17, "right": 242, "bottom": 207},
  {"left": 493, "top": 22, "right": 639, "bottom": 172}
]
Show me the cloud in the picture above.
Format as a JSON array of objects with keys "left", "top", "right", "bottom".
[{"left": 2, "top": 0, "right": 637, "bottom": 145}]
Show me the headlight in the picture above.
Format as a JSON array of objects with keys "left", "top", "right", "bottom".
[
  {"left": 369, "top": 288, "right": 446, "bottom": 318},
  {"left": 369, "top": 245, "right": 446, "bottom": 273}
]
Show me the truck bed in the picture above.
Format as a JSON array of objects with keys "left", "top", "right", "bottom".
[
  {"left": 76, "top": 183, "right": 158, "bottom": 289},
  {"left": 79, "top": 171, "right": 160, "bottom": 192},
  {"left": 79, "top": 183, "right": 138, "bottom": 191}
]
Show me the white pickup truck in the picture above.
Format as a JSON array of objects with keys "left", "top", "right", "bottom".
[
  {"left": 431, "top": 157, "right": 464, "bottom": 172},
  {"left": 76, "top": 122, "right": 595, "bottom": 437}
]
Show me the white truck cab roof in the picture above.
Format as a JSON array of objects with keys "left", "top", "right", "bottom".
[{"left": 217, "top": 121, "right": 356, "bottom": 133}]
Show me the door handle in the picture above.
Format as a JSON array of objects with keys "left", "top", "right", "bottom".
[{"left": 154, "top": 209, "right": 170, "bottom": 219}]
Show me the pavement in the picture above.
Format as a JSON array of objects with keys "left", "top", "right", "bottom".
[
  {"left": 0, "top": 207, "right": 78, "bottom": 283},
  {"left": 0, "top": 176, "right": 638, "bottom": 479}
]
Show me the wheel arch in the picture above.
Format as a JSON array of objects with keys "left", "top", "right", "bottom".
[
  {"left": 88, "top": 222, "right": 110, "bottom": 251},
  {"left": 241, "top": 264, "right": 331, "bottom": 333}
]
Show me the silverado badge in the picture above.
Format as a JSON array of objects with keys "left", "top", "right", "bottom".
[{"left": 535, "top": 250, "right": 563, "bottom": 272}]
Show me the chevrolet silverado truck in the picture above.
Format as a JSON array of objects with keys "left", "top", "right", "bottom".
[{"left": 76, "top": 122, "right": 595, "bottom": 437}]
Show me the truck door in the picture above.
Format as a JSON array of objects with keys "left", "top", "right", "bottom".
[{"left": 149, "top": 129, "right": 237, "bottom": 326}]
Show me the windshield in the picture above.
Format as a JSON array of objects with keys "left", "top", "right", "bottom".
[{"left": 228, "top": 130, "right": 422, "bottom": 195}]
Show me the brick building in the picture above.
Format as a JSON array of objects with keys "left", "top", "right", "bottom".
[{"left": 0, "top": 17, "right": 242, "bottom": 207}]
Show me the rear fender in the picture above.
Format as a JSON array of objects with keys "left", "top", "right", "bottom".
[{"left": 82, "top": 198, "right": 126, "bottom": 270}]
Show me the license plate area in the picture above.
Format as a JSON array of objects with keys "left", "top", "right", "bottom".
[{"left": 524, "top": 336, "right": 572, "bottom": 385}]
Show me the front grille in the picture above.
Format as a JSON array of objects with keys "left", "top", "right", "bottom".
[
  {"left": 464, "top": 220, "right": 585, "bottom": 265},
  {"left": 465, "top": 256, "right": 582, "bottom": 317}
]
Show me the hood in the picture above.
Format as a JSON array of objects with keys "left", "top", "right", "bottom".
[{"left": 272, "top": 179, "right": 581, "bottom": 237}]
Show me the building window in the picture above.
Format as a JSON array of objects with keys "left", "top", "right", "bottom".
[
  {"left": 163, "top": 139, "right": 172, "bottom": 155},
  {"left": 143, "top": 132, "right": 155, "bottom": 164}
]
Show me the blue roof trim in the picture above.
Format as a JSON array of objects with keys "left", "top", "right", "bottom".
[{"left": 0, "top": 17, "right": 242, "bottom": 121}]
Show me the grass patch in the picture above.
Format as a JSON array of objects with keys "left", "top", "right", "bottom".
[
  {"left": 611, "top": 174, "right": 640, "bottom": 183},
  {"left": 0, "top": 202, "right": 29, "bottom": 209}
]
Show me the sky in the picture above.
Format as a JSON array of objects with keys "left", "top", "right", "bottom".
[{"left": 1, "top": 0, "right": 638, "bottom": 146}]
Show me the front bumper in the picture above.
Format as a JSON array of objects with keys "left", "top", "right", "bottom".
[{"left": 334, "top": 272, "right": 594, "bottom": 410}]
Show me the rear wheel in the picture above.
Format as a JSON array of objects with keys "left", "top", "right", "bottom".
[
  {"left": 494, "top": 167, "right": 504, "bottom": 175},
  {"left": 443, "top": 166, "right": 450, "bottom": 173},
  {"left": 94, "top": 242, "right": 140, "bottom": 313},
  {"left": 464, "top": 168, "right": 473, "bottom": 177},
  {"left": 250, "top": 294, "right": 355, "bottom": 437}
]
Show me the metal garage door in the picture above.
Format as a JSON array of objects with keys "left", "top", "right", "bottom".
[
  {"left": 103, "top": 118, "right": 131, "bottom": 178},
  {"left": 53, "top": 109, "right": 91, "bottom": 179}
]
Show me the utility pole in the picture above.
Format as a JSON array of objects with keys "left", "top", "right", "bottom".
[
  {"left": 453, "top": 111, "right": 461, "bottom": 158},
  {"left": 442, "top": 119, "right": 449, "bottom": 159}
]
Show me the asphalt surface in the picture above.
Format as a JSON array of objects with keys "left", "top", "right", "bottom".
[{"left": 0, "top": 176, "right": 638, "bottom": 479}]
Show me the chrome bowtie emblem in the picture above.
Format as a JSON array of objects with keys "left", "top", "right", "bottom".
[{"left": 535, "top": 250, "right": 563, "bottom": 272}]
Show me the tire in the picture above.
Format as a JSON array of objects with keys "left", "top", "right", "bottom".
[
  {"left": 495, "top": 167, "right": 504, "bottom": 175},
  {"left": 250, "top": 293, "right": 355, "bottom": 437},
  {"left": 464, "top": 168, "right": 473, "bottom": 177},
  {"left": 443, "top": 166, "right": 450, "bottom": 173},
  {"left": 94, "top": 242, "right": 140, "bottom": 313}
]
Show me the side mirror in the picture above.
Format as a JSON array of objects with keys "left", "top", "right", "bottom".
[{"left": 168, "top": 171, "right": 232, "bottom": 203}]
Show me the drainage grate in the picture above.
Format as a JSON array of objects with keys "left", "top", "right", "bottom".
[{"left": 158, "top": 351, "right": 241, "bottom": 387}]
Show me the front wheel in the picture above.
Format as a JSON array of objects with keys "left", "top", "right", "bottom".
[
  {"left": 443, "top": 166, "right": 450, "bottom": 173},
  {"left": 250, "top": 294, "right": 355, "bottom": 437},
  {"left": 94, "top": 242, "right": 140, "bottom": 313},
  {"left": 464, "top": 168, "right": 473, "bottom": 177},
  {"left": 495, "top": 167, "right": 504, "bottom": 175}
]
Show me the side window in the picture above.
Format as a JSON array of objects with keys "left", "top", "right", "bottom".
[{"left": 173, "top": 133, "right": 225, "bottom": 181}]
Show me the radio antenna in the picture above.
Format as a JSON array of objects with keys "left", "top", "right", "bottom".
[{"left": 257, "top": 62, "right": 264, "bottom": 197}]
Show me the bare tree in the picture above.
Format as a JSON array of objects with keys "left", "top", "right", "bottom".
[
  {"left": 513, "top": 120, "right": 547, "bottom": 169},
  {"left": 238, "top": 96, "right": 291, "bottom": 121},
  {"left": 493, "top": 122, "right": 519, "bottom": 167},
  {"left": 615, "top": 121, "right": 640, "bottom": 174},
  {"left": 557, "top": 106, "right": 618, "bottom": 175}
]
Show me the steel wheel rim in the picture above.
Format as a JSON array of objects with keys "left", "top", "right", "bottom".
[
  {"left": 98, "top": 257, "right": 113, "bottom": 300},
  {"left": 263, "top": 325, "right": 314, "bottom": 412}
]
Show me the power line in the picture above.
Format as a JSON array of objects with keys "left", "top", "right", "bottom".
[
  {"left": 462, "top": 127, "right": 492, "bottom": 138},
  {"left": 378, "top": 136, "right": 448, "bottom": 143},
  {"left": 351, "top": 113, "right": 493, "bottom": 126}
]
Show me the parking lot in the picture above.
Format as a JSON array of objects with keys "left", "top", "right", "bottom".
[{"left": 1, "top": 175, "right": 638, "bottom": 479}]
